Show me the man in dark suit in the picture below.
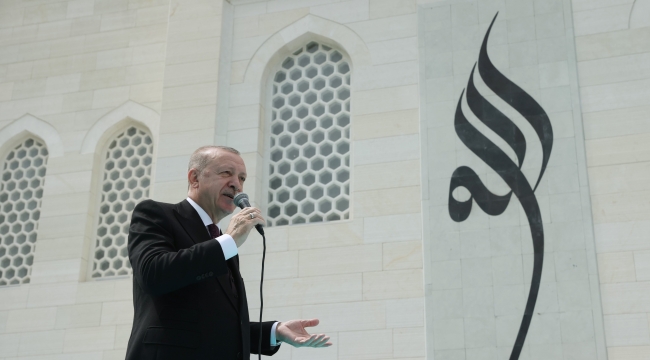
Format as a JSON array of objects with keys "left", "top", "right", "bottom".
[{"left": 126, "top": 145, "right": 331, "bottom": 359}]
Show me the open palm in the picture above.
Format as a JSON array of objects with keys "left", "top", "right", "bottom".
[{"left": 276, "top": 319, "right": 332, "bottom": 348}]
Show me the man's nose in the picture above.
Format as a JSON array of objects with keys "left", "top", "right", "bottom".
[{"left": 229, "top": 179, "right": 241, "bottom": 193}]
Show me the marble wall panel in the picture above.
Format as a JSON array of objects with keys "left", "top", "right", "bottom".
[{"left": 419, "top": 1, "right": 607, "bottom": 358}]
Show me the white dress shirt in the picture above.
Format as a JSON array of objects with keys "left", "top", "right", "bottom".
[{"left": 186, "top": 198, "right": 280, "bottom": 346}]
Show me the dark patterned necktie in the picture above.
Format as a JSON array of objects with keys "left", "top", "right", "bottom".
[{"left": 207, "top": 224, "right": 238, "bottom": 300}]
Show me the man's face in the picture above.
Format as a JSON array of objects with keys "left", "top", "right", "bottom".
[{"left": 191, "top": 149, "right": 247, "bottom": 221}]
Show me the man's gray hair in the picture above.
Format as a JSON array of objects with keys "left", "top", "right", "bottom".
[{"left": 188, "top": 146, "right": 240, "bottom": 183}]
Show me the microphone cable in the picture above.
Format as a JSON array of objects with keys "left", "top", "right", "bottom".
[
  {"left": 231, "top": 192, "right": 267, "bottom": 359},
  {"left": 258, "top": 233, "right": 265, "bottom": 360}
]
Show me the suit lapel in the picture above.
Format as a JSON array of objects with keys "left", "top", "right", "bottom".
[
  {"left": 173, "top": 200, "right": 210, "bottom": 245},
  {"left": 174, "top": 200, "right": 240, "bottom": 312}
]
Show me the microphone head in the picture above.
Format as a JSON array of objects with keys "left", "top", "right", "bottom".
[{"left": 232, "top": 192, "right": 251, "bottom": 209}]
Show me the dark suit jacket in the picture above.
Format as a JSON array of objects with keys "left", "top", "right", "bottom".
[{"left": 125, "top": 199, "right": 280, "bottom": 359}]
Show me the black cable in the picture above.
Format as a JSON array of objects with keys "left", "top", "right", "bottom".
[{"left": 258, "top": 233, "right": 266, "bottom": 360}]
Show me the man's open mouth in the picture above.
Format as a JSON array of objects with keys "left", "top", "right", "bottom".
[{"left": 223, "top": 193, "right": 234, "bottom": 200}]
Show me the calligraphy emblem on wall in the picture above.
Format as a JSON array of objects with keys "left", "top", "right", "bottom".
[{"left": 447, "top": 13, "right": 554, "bottom": 360}]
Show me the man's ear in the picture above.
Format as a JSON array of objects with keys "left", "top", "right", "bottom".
[{"left": 188, "top": 168, "right": 199, "bottom": 188}]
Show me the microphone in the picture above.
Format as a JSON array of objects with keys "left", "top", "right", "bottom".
[{"left": 233, "top": 193, "right": 264, "bottom": 235}]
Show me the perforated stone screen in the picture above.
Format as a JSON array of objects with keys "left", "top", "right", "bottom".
[
  {"left": 0, "top": 138, "right": 48, "bottom": 286},
  {"left": 267, "top": 42, "right": 351, "bottom": 226},
  {"left": 92, "top": 126, "right": 153, "bottom": 278}
]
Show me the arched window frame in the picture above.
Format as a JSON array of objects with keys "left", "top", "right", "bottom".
[
  {"left": 263, "top": 41, "right": 352, "bottom": 227},
  {"left": 0, "top": 136, "right": 49, "bottom": 286},
  {"left": 87, "top": 124, "right": 154, "bottom": 280}
]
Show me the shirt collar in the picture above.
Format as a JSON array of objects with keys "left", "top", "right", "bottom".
[{"left": 186, "top": 197, "right": 213, "bottom": 226}]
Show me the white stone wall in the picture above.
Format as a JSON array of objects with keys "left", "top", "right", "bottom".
[
  {"left": 0, "top": 0, "right": 168, "bottom": 358},
  {"left": 418, "top": 0, "right": 609, "bottom": 358},
  {"left": 225, "top": 1, "right": 424, "bottom": 359},
  {"left": 0, "top": 0, "right": 648, "bottom": 359},
  {"left": 574, "top": 0, "right": 650, "bottom": 358}
]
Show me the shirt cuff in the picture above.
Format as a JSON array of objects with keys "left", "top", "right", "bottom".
[
  {"left": 216, "top": 234, "right": 238, "bottom": 260},
  {"left": 271, "top": 322, "right": 280, "bottom": 346}
]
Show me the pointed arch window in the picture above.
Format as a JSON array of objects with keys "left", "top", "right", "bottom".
[
  {"left": 91, "top": 126, "right": 153, "bottom": 278},
  {"left": 267, "top": 41, "right": 351, "bottom": 226},
  {"left": 0, "top": 138, "right": 48, "bottom": 285}
]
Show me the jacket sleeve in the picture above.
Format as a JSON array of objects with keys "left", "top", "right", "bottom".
[
  {"left": 250, "top": 321, "right": 281, "bottom": 356},
  {"left": 128, "top": 200, "right": 229, "bottom": 296}
]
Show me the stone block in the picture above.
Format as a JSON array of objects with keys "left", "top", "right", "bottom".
[
  {"left": 0, "top": 332, "right": 20, "bottom": 357},
  {"left": 244, "top": 273, "right": 361, "bottom": 308},
  {"left": 601, "top": 281, "right": 650, "bottom": 314},
  {"left": 349, "top": 13, "right": 416, "bottom": 43},
  {"left": 0, "top": 285, "right": 30, "bottom": 311},
  {"left": 163, "top": 59, "right": 220, "bottom": 88},
  {"left": 560, "top": 310, "right": 595, "bottom": 343},
  {"left": 367, "top": 36, "right": 418, "bottom": 65},
  {"left": 338, "top": 329, "right": 392, "bottom": 360},
  {"left": 239, "top": 250, "right": 298, "bottom": 280},
  {"left": 161, "top": 81, "right": 218, "bottom": 110},
  {"left": 114, "top": 323, "right": 131, "bottom": 349},
  {"left": 586, "top": 133, "right": 650, "bottom": 168},
  {"left": 573, "top": 5, "right": 631, "bottom": 37},
  {"left": 362, "top": 269, "right": 424, "bottom": 300},
  {"left": 301, "top": 300, "right": 385, "bottom": 332},
  {"left": 166, "top": 36, "right": 220, "bottom": 65},
  {"left": 287, "top": 220, "right": 363, "bottom": 251},
  {"left": 353, "top": 108, "right": 419, "bottom": 141},
  {"left": 63, "top": 325, "right": 116, "bottom": 352},
  {"left": 26, "top": 282, "right": 78, "bottom": 307},
  {"left": 635, "top": 251, "right": 650, "bottom": 281},
  {"left": 493, "top": 284, "right": 524, "bottom": 316},
  {"left": 383, "top": 241, "right": 423, "bottom": 270},
  {"left": 433, "top": 317, "right": 465, "bottom": 350},
  {"left": 354, "top": 186, "right": 420, "bottom": 217},
  {"left": 29, "top": 259, "right": 83, "bottom": 285},
  {"left": 353, "top": 84, "right": 419, "bottom": 116},
  {"left": 299, "top": 244, "right": 382, "bottom": 277},
  {"left": 55, "top": 303, "right": 102, "bottom": 329},
  {"left": 429, "top": 288, "right": 463, "bottom": 320},
  {"left": 18, "top": 329, "right": 65, "bottom": 356},
  {"left": 363, "top": 213, "right": 422, "bottom": 244},
  {"left": 100, "top": 301, "right": 133, "bottom": 326},
  {"left": 6, "top": 307, "right": 56, "bottom": 333},
  {"left": 130, "top": 81, "right": 163, "bottom": 103},
  {"left": 604, "top": 313, "right": 650, "bottom": 346},
  {"left": 393, "top": 326, "right": 426, "bottom": 357},
  {"left": 464, "top": 286, "right": 495, "bottom": 318},
  {"left": 67, "top": 0, "right": 95, "bottom": 19},
  {"left": 34, "top": 237, "right": 88, "bottom": 262},
  {"left": 353, "top": 134, "right": 420, "bottom": 166},
  {"left": 464, "top": 316, "right": 497, "bottom": 349},
  {"left": 136, "top": 5, "right": 169, "bottom": 27},
  {"left": 157, "top": 128, "right": 214, "bottom": 157},
  {"left": 597, "top": 252, "right": 637, "bottom": 284},
  {"left": 354, "top": 160, "right": 420, "bottom": 191},
  {"left": 557, "top": 279, "right": 592, "bottom": 311},
  {"left": 608, "top": 345, "right": 650, "bottom": 360},
  {"left": 386, "top": 297, "right": 424, "bottom": 328},
  {"left": 24, "top": 2, "right": 67, "bottom": 25}
]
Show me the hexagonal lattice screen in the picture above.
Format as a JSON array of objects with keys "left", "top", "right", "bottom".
[
  {"left": 267, "top": 41, "right": 351, "bottom": 226},
  {"left": 0, "top": 138, "right": 48, "bottom": 286},
  {"left": 92, "top": 127, "right": 153, "bottom": 278}
]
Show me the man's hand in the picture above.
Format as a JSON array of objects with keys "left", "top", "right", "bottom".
[
  {"left": 276, "top": 319, "right": 332, "bottom": 348},
  {"left": 224, "top": 207, "right": 265, "bottom": 247}
]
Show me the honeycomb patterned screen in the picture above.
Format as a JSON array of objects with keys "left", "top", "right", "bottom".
[
  {"left": 0, "top": 138, "right": 48, "bottom": 286},
  {"left": 92, "top": 126, "right": 153, "bottom": 278},
  {"left": 267, "top": 41, "right": 351, "bottom": 226}
]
